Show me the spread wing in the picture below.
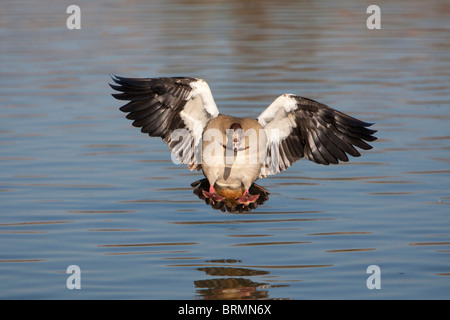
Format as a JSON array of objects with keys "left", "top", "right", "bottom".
[
  {"left": 110, "top": 76, "right": 219, "bottom": 171},
  {"left": 257, "top": 94, "right": 377, "bottom": 177}
]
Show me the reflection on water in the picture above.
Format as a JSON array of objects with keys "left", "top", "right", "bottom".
[
  {"left": 194, "top": 260, "right": 270, "bottom": 300},
  {"left": 195, "top": 277, "right": 270, "bottom": 300},
  {"left": 173, "top": 259, "right": 333, "bottom": 300},
  {"left": 196, "top": 272, "right": 270, "bottom": 299},
  {"left": 1, "top": 0, "right": 449, "bottom": 299}
]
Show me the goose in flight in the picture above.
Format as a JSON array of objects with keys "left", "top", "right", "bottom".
[{"left": 110, "top": 76, "right": 377, "bottom": 210}]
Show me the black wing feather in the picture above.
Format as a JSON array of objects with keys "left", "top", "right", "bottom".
[
  {"left": 259, "top": 95, "right": 377, "bottom": 177},
  {"left": 110, "top": 75, "right": 215, "bottom": 171}
]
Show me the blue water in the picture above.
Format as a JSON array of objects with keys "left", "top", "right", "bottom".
[{"left": 1, "top": 0, "right": 449, "bottom": 299}]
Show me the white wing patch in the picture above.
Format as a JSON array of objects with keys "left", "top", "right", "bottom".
[
  {"left": 257, "top": 94, "right": 297, "bottom": 127},
  {"left": 174, "top": 79, "right": 220, "bottom": 169},
  {"left": 189, "top": 79, "right": 219, "bottom": 118},
  {"left": 180, "top": 95, "right": 211, "bottom": 141},
  {"left": 258, "top": 94, "right": 298, "bottom": 144}
]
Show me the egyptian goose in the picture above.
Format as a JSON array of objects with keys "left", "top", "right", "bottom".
[{"left": 111, "top": 76, "right": 377, "bottom": 209}]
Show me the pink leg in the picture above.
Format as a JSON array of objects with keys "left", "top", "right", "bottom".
[
  {"left": 202, "top": 185, "right": 225, "bottom": 202},
  {"left": 236, "top": 189, "right": 259, "bottom": 205}
]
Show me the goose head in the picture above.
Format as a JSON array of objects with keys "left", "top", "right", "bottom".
[{"left": 227, "top": 123, "right": 244, "bottom": 152}]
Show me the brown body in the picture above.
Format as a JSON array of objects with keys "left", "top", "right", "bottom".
[{"left": 201, "top": 115, "right": 267, "bottom": 202}]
